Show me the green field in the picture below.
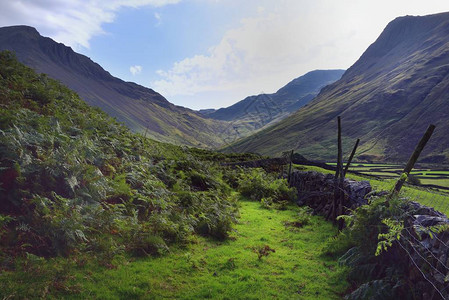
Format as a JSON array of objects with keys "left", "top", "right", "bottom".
[{"left": 328, "top": 162, "right": 449, "bottom": 191}]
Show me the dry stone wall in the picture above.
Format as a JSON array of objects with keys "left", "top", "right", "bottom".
[
  {"left": 288, "top": 171, "right": 371, "bottom": 216},
  {"left": 401, "top": 202, "right": 449, "bottom": 299},
  {"left": 289, "top": 170, "right": 449, "bottom": 299}
]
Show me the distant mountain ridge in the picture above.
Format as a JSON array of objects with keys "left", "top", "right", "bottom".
[
  {"left": 205, "top": 70, "right": 344, "bottom": 131},
  {"left": 0, "top": 25, "right": 233, "bottom": 148},
  {"left": 227, "top": 12, "right": 449, "bottom": 163}
]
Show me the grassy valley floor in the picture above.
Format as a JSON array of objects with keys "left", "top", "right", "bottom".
[{"left": 1, "top": 199, "right": 348, "bottom": 299}]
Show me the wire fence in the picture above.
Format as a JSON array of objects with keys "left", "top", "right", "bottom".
[
  {"left": 342, "top": 168, "right": 449, "bottom": 299},
  {"left": 367, "top": 178, "right": 449, "bottom": 215},
  {"left": 291, "top": 159, "right": 449, "bottom": 298}
]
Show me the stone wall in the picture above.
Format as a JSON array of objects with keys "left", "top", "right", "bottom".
[
  {"left": 289, "top": 170, "right": 449, "bottom": 299},
  {"left": 288, "top": 170, "right": 371, "bottom": 216},
  {"left": 401, "top": 202, "right": 449, "bottom": 299}
]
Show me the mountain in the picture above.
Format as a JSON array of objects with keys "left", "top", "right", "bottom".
[
  {"left": 0, "top": 25, "right": 232, "bottom": 148},
  {"left": 226, "top": 12, "right": 449, "bottom": 163},
  {"left": 205, "top": 70, "right": 344, "bottom": 132}
]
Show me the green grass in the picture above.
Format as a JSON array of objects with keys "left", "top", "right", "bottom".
[
  {"left": 361, "top": 172, "right": 397, "bottom": 177},
  {"left": 0, "top": 199, "right": 348, "bottom": 299},
  {"left": 420, "top": 178, "right": 449, "bottom": 187}
]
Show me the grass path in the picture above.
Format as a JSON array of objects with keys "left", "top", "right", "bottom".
[
  {"left": 1, "top": 199, "right": 348, "bottom": 299},
  {"left": 71, "top": 200, "right": 347, "bottom": 299}
]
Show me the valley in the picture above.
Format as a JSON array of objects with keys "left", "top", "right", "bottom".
[
  {"left": 0, "top": 52, "right": 349, "bottom": 299},
  {"left": 2, "top": 7, "right": 449, "bottom": 300},
  {"left": 202, "top": 70, "right": 344, "bottom": 138},
  {"left": 0, "top": 26, "right": 343, "bottom": 151}
]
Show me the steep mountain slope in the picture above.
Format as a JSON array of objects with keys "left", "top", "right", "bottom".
[
  {"left": 0, "top": 25, "right": 231, "bottom": 148},
  {"left": 227, "top": 12, "right": 449, "bottom": 163},
  {"left": 205, "top": 70, "right": 344, "bottom": 130}
]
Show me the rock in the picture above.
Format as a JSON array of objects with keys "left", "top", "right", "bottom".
[
  {"left": 434, "top": 273, "right": 445, "bottom": 284},
  {"left": 409, "top": 202, "right": 447, "bottom": 218},
  {"left": 413, "top": 215, "right": 449, "bottom": 227}
]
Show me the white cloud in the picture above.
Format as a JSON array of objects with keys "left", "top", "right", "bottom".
[
  {"left": 154, "top": 12, "right": 162, "bottom": 26},
  {"left": 152, "top": 3, "right": 351, "bottom": 100},
  {"left": 151, "top": 0, "right": 449, "bottom": 108},
  {"left": 130, "top": 65, "right": 143, "bottom": 75},
  {"left": 0, "top": 0, "right": 181, "bottom": 49}
]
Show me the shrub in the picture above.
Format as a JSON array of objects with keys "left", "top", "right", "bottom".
[{"left": 237, "top": 168, "right": 296, "bottom": 206}]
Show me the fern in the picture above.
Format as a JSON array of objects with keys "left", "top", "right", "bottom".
[
  {"left": 376, "top": 218, "right": 403, "bottom": 256},
  {"left": 0, "top": 52, "right": 242, "bottom": 262},
  {"left": 414, "top": 223, "right": 449, "bottom": 240}
]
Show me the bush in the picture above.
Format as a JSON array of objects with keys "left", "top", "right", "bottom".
[{"left": 237, "top": 168, "right": 296, "bottom": 206}]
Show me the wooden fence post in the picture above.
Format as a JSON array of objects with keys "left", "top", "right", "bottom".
[
  {"left": 335, "top": 117, "right": 342, "bottom": 180},
  {"left": 344, "top": 138, "right": 360, "bottom": 177},
  {"left": 287, "top": 149, "right": 293, "bottom": 183},
  {"left": 391, "top": 124, "right": 436, "bottom": 196},
  {"left": 329, "top": 116, "right": 343, "bottom": 224}
]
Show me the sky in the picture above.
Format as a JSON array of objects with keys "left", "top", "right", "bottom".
[{"left": 2, "top": 1, "right": 449, "bottom": 110}]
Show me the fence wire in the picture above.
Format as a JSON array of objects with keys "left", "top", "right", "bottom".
[
  {"left": 292, "top": 162, "right": 449, "bottom": 298},
  {"left": 345, "top": 169, "right": 449, "bottom": 299}
]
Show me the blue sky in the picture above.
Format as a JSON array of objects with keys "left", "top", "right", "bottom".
[{"left": 2, "top": 0, "right": 449, "bottom": 109}]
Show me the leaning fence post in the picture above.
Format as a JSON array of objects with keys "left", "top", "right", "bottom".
[
  {"left": 391, "top": 124, "right": 436, "bottom": 196},
  {"left": 343, "top": 138, "right": 360, "bottom": 177}
]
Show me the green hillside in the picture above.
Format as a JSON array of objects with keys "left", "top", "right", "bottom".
[
  {"left": 0, "top": 26, "right": 234, "bottom": 148},
  {"left": 2, "top": 50, "right": 447, "bottom": 299},
  {"left": 0, "top": 50, "right": 249, "bottom": 259},
  {"left": 227, "top": 12, "right": 449, "bottom": 163}
]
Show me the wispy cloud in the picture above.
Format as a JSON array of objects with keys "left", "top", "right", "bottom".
[
  {"left": 151, "top": 0, "right": 449, "bottom": 107},
  {"left": 0, "top": 0, "right": 181, "bottom": 49},
  {"left": 130, "top": 65, "right": 143, "bottom": 75},
  {"left": 154, "top": 12, "right": 162, "bottom": 26},
  {"left": 151, "top": 3, "right": 350, "bottom": 100}
]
